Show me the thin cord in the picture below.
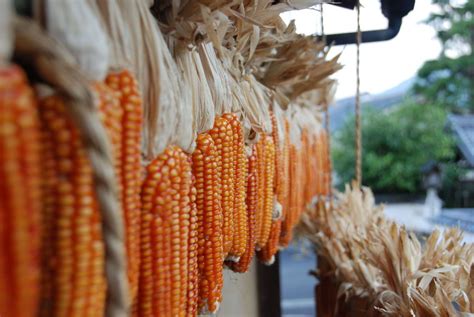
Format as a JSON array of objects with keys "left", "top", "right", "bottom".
[
  {"left": 355, "top": 0, "right": 362, "bottom": 186},
  {"left": 324, "top": 102, "right": 333, "bottom": 204},
  {"left": 320, "top": 2, "right": 324, "bottom": 39},
  {"left": 320, "top": 2, "right": 333, "bottom": 203}
]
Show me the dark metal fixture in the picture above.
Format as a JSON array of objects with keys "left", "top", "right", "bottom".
[{"left": 321, "top": 0, "right": 416, "bottom": 45}]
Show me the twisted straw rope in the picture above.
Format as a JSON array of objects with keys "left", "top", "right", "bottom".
[
  {"left": 355, "top": 1, "right": 362, "bottom": 186},
  {"left": 13, "top": 16, "right": 129, "bottom": 317}
]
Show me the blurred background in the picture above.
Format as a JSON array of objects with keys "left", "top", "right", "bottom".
[{"left": 279, "top": 1, "right": 474, "bottom": 315}]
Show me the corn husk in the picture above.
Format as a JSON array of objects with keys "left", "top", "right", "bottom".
[
  {"left": 156, "top": 0, "right": 339, "bottom": 145},
  {"left": 165, "top": 37, "right": 196, "bottom": 153},
  {"left": 175, "top": 46, "right": 215, "bottom": 134},
  {"left": 44, "top": 0, "right": 109, "bottom": 81},
  {"left": 118, "top": 0, "right": 195, "bottom": 158},
  {"left": 0, "top": 0, "right": 12, "bottom": 64},
  {"left": 95, "top": 0, "right": 133, "bottom": 70},
  {"left": 198, "top": 42, "right": 232, "bottom": 117},
  {"left": 271, "top": 100, "right": 286, "bottom": 151},
  {"left": 239, "top": 74, "right": 273, "bottom": 134},
  {"left": 298, "top": 184, "right": 474, "bottom": 315}
]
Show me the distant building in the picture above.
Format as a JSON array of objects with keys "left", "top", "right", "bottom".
[{"left": 446, "top": 114, "right": 474, "bottom": 207}]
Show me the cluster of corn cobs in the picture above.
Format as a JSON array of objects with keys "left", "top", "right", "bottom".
[{"left": 0, "top": 64, "right": 331, "bottom": 316}]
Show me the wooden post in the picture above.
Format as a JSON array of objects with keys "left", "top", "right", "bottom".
[
  {"left": 257, "top": 254, "right": 282, "bottom": 317},
  {"left": 315, "top": 256, "right": 337, "bottom": 317}
]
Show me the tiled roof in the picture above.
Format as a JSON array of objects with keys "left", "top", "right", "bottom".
[{"left": 448, "top": 114, "right": 474, "bottom": 166}]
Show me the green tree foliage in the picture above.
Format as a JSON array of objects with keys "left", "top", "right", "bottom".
[
  {"left": 414, "top": 0, "right": 474, "bottom": 112},
  {"left": 333, "top": 101, "right": 456, "bottom": 193}
]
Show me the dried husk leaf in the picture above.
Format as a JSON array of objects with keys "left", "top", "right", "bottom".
[
  {"left": 299, "top": 183, "right": 474, "bottom": 316},
  {"left": 175, "top": 46, "right": 214, "bottom": 135},
  {"left": 44, "top": 0, "right": 109, "bottom": 81},
  {"left": 198, "top": 42, "right": 230, "bottom": 120},
  {"left": 165, "top": 36, "right": 196, "bottom": 153},
  {"left": 95, "top": 0, "right": 133, "bottom": 70},
  {"left": 118, "top": 0, "right": 186, "bottom": 158}
]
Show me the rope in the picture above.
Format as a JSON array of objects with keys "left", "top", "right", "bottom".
[
  {"left": 13, "top": 16, "right": 130, "bottom": 317},
  {"left": 355, "top": 0, "right": 362, "bottom": 186}
]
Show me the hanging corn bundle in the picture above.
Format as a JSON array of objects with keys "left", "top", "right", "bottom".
[{"left": 2, "top": 0, "right": 349, "bottom": 316}]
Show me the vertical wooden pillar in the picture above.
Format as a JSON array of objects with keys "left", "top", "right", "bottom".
[
  {"left": 315, "top": 255, "right": 383, "bottom": 317},
  {"left": 257, "top": 254, "right": 282, "bottom": 317},
  {"left": 315, "top": 256, "right": 337, "bottom": 317}
]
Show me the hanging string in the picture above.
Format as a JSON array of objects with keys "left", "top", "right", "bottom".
[
  {"left": 355, "top": 0, "right": 362, "bottom": 186},
  {"left": 324, "top": 98, "right": 333, "bottom": 204},
  {"left": 319, "top": 2, "right": 333, "bottom": 203},
  {"left": 319, "top": 2, "right": 324, "bottom": 40}
]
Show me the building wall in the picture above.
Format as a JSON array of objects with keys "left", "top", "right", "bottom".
[{"left": 216, "top": 261, "right": 259, "bottom": 317}]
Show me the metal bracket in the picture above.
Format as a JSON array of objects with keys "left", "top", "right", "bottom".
[{"left": 319, "top": 0, "right": 415, "bottom": 45}]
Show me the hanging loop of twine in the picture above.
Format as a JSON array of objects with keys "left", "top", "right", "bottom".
[{"left": 355, "top": 0, "right": 362, "bottom": 186}]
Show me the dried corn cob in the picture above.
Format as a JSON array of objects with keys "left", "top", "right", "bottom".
[
  {"left": 0, "top": 65, "right": 41, "bottom": 317},
  {"left": 271, "top": 112, "right": 283, "bottom": 201},
  {"left": 227, "top": 147, "right": 258, "bottom": 273},
  {"left": 223, "top": 113, "right": 248, "bottom": 260},
  {"left": 209, "top": 116, "right": 234, "bottom": 257},
  {"left": 314, "top": 130, "right": 323, "bottom": 197},
  {"left": 187, "top": 184, "right": 199, "bottom": 316},
  {"left": 38, "top": 86, "right": 118, "bottom": 316},
  {"left": 255, "top": 136, "right": 266, "bottom": 248},
  {"left": 320, "top": 130, "right": 331, "bottom": 195},
  {"left": 281, "top": 118, "right": 291, "bottom": 224},
  {"left": 309, "top": 133, "right": 319, "bottom": 198},
  {"left": 296, "top": 144, "right": 306, "bottom": 221},
  {"left": 138, "top": 146, "right": 194, "bottom": 317},
  {"left": 257, "top": 219, "right": 281, "bottom": 265},
  {"left": 105, "top": 70, "right": 143, "bottom": 300},
  {"left": 258, "top": 113, "right": 284, "bottom": 264},
  {"left": 280, "top": 144, "right": 299, "bottom": 248},
  {"left": 192, "top": 133, "right": 224, "bottom": 314},
  {"left": 300, "top": 128, "right": 311, "bottom": 204},
  {"left": 256, "top": 135, "right": 276, "bottom": 249}
]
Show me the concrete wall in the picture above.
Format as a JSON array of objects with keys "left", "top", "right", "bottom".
[{"left": 217, "top": 261, "right": 259, "bottom": 317}]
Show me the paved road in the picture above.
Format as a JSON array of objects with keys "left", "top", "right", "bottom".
[{"left": 279, "top": 244, "right": 317, "bottom": 317}]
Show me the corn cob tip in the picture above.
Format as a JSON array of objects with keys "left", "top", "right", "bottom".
[
  {"left": 225, "top": 255, "right": 240, "bottom": 263},
  {"left": 273, "top": 200, "right": 283, "bottom": 220},
  {"left": 263, "top": 256, "right": 275, "bottom": 266},
  {"left": 200, "top": 300, "right": 220, "bottom": 315}
]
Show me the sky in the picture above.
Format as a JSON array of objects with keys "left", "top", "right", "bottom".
[{"left": 280, "top": 0, "right": 442, "bottom": 100}]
